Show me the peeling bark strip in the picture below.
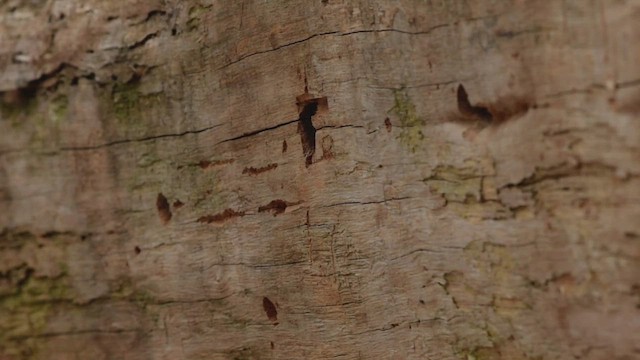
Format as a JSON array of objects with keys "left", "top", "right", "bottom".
[
  {"left": 197, "top": 209, "right": 245, "bottom": 224},
  {"left": 262, "top": 297, "right": 278, "bottom": 323},
  {"left": 156, "top": 193, "right": 172, "bottom": 224}
]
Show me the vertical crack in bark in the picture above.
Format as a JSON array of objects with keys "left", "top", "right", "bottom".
[{"left": 298, "top": 101, "right": 318, "bottom": 167}]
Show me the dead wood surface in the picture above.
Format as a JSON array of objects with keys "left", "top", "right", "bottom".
[{"left": 1, "top": 1, "right": 639, "bottom": 359}]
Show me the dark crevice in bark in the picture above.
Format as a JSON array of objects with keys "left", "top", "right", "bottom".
[
  {"left": 127, "top": 31, "right": 159, "bottom": 50},
  {"left": 457, "top": 84, "right": 493, "bottom": 123},
  {"left": 298, "top": 101, "right": 318, "bottom": 167},
  {"left": 156, "top": 193, "right": 172, "bottom": 224},
  {"left": 316, "top": 124, "right": 364, "bottom": 130},
  {"left": 218, "top": 119, "right": 299, "bottom": 144}
]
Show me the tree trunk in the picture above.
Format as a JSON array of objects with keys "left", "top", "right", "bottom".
[{"left": 1, "top": 1, "right": 639, "bottom": 359}]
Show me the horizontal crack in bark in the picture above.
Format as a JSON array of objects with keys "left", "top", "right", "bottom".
[
  {"left": 322, "top": 197, "right": 412, "bottom": 208},
  {"left": 60, "top": 124, "right": 222, "bottom": 151},
  {"left": 217, "top": 118, "right": 298, "bottom": 144},
  {"left": 218, "top": 20, "right": 487, "bottom": 69}
]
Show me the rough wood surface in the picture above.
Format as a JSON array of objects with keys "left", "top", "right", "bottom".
[{"left": 1, "top": 1, "right": 639, "bottom": 359}]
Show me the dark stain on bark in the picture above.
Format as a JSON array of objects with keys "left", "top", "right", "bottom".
[
  {"left": 321, "top": 135, "right": 334, "bottom": 160},
  {"left": 156, "top": 193, "right": 172, "bottom": 224},
  {"left": 258, "top": 200, "right": 289, "bottom": 216},
  {"left": 263, "top": 297, "right": 278, "bottom": 324},
  {"left": 384, "top": 117, "right": 392, "bottom": 132},
  {"left": 197, "top": 209, "right": 245, "bottom": 224},
  {"left": 198, "top": 159, "right": 235, "bottom": 170},
  {"left": 242, "top": 163, "right": 278, "bottom": 175}
]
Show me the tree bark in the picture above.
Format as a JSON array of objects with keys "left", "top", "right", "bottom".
[{"left": 1, "top": 1, "right": 639, "bottom": 359}]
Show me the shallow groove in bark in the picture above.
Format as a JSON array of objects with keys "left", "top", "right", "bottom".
[{"left": 60, "top": 124, "right": 223, "bottom": 151}]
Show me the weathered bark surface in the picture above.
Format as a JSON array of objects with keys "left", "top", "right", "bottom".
[{"left": 1, "top": 1, "right": 639, "bottom": 359}]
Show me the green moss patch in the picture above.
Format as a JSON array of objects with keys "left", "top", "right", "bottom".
[{"left": 389, "top": 89, "right": 425, "bottom": 152}]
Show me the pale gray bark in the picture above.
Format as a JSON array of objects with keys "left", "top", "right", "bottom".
[{"left": 1, "top": 1, "right": 639, "bottom": 359}]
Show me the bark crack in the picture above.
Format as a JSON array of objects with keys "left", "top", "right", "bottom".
[
  {"left": 217, "top": 119, "right": 298, "bottom": 144},
  {"left": 321, "top": 197, "right": 411, "bottom": 208},
  {"left": 219, "top": 31, "right": 340, "bottom": 69},
  {"left": 60, "top": 124, "right": 223, "bottom": 151},
  {"left": 219, "top": 18, "right": 493, "bottom": 69}
]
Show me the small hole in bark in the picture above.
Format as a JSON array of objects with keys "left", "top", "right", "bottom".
[
  {"left": 457, "top": 84, "right": 492, "bottom": 123},
  {"left": 263, "top": 297, "right": 278, "bottom": 323},
  {"left": 173, "top": 200, "right": 184, "bottom": 209},
  {"left": 270, "top": 341, "right": 275, "bottom": 349},
  {"left": 384, "top": 117, "right": 392, "bottom": 132},
  {"left": 419, "top": 299, "right": 425, "bottom": 304},
  {"left": 171, "top": 28, "right": 177, "bottom": 36},
  {"left": 454, "top": 84, "right": 532, "bottom": 127},
  {"left": 282, "top": 140, "right": 288, "bottom": 153},
  {"left": 258, "top": 200, "right": 289, "bottom": 216},
  {"left": 156, "top": 193, "right": 172, "bottom": 224},
  {"left": 134, "top": 246, "right": 141, "bottom": 255}
]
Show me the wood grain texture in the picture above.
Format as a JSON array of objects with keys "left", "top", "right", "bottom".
[{"left": 1, "top": 1, "right": 639, "bottom": 359}]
